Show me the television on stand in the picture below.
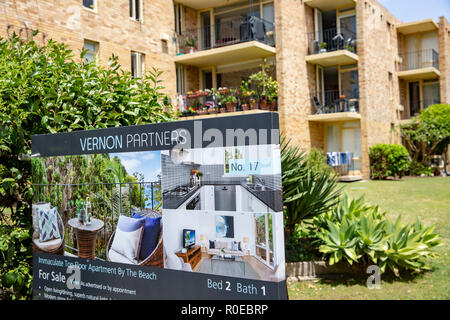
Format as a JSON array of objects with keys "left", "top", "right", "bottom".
[{"left": 183, "top": 229, "right": 196, "bottom": 249}]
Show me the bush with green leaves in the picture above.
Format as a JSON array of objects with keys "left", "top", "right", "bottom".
[
  {"left": 315, "top": 195, "right": 441, "bottom": 276},
  {"left": 0, "top": 33, "right": 176, "bottom": 299},
  {"left": 369, "top": 144, "right": 410, "bottom": 179},
  {"left": 408, "top": 160, "right": 434, "bottom": 177},
  {"left": 400, "top": 104, "right": 450, "bottom": 166}
]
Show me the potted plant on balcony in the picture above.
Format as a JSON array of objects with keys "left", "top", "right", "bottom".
[
  {"left": 320, "top": 42, "right": 327, "bottom": 53},
  {"left": 226, "top": 95, "right": 237, "bottom": 112},
  {"left": 185, "top": 36, "right": 196, "bottom": 54}
]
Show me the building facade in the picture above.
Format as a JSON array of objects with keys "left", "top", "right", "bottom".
[{"left": 1, "top": 0, "right": 449, "bottom": 179}]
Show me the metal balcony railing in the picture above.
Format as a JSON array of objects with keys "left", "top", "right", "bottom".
[
  {"left": 34, "top": 181, "right": 161, "bottom": 259},
  {"left": 177, "top": 16, "right": 275, "bottom": 54},
  {"left": 179, "top": 88, "right": 277, "bottom": 117},
  {"left": 307, "top": 27, "right": 357, "bottom": 55},
  {"left": 399, "top": 49, "right": 439, "bottom": 71},
  {"left": 311, "top": 89, "right": 359, "bottom": 114},
  {"left": 404, "top": 98, "right": 441, "bottom": 116}
]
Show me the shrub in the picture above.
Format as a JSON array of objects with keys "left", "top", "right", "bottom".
[
  {"left": 0, "top": 33, "right": 176, "bottom": 299},
  {"left": 305, "top": 147, "right": 334, "bottom": 176},
  {"left": 408, "top": 161, "right": 434, "bottom": 177},
  {"left": 281, "top": 137, "right": 342, "bottom": 256},
  {"left": 315, "top": 195, "right": 441, "bottom": 276},
  {"left": 369, "top": 144, "right": 410, "bottom": 179}
]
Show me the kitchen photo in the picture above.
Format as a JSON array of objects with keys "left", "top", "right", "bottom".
[
  {"left": 160, "top": 145, "right": 285, "bottom": 282},
  {"left": 161, "top": 144, "right": 283, "bottom": 213}
]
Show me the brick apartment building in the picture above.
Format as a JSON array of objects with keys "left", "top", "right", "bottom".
[{"left": 1, "top": 0, "right": 449, "bottom": 179}]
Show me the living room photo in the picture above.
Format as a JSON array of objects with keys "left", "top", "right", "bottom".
[{"left": 162, "top": 209, "right": 285, "bottom": 282}]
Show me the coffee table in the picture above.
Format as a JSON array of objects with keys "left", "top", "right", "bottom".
[
  {"left": 68, "top": 218, "right": 104, "bottom": 259},
  {"left": 211, "top": 254, "right": 245, "bottom": 277}
]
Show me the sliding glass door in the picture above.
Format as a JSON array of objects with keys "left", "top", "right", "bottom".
[{"left": 255, "top": 212, "right": 274, "bottom": 268}]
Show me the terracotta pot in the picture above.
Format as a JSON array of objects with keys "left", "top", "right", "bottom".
[
  {"left": 249, "top": 100, "right": 257, "bottom": 110},
  {"left": 226, "top": 102, "right": 235, "bottom": 112},
  {"left": 259, "top": 100, "right": 268, "bottom": 110},
  {"left": 242, "top": 104, "right": 249, "bottom": 111},
  {"left": 219, "top": 106, "right": 226, "bottom": 113},
  {"left": 269, "top": 101, "right": 276, "bottom": 111}
]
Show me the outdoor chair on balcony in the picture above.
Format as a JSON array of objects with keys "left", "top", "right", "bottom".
[
  {"left": 32, "top": 202, "right": 65, "bottom": 255},
  {"left": 106, "top": 212, "right": 163, "bottom": 268},
  {"left": 312, "top": 96, "right": 325, "bottom": 114}
]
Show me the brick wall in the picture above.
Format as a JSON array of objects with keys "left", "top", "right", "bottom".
[
  {"left": 438, "top": 17, "right": 450, "bottom": 103},
  {"left": 356, "top": 0, "right": 401, "bottom": 178},
  {"left": 0, "top": 0, "right": 177, "bottom": 97}
]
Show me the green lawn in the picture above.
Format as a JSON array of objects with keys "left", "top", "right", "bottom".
[{"left": 288, "top": 177, "right": 450, "bottom": 300}]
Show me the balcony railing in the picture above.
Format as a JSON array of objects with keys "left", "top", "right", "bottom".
[
  {"left": 179, "top": 88, "right": 277, "bottom": 117},
  {"left": 326, "top": 152, "right": 359, "bottom": 176},
  {"left": 34, "top": 181, "right": 161, "bottom": 260},
  {"left": 403, "top": 98, "right": 441, "bottom": 116},
  {"left": 307, "top": 27, "right": 357, "bottom": 55},
  {"left": 311, "top": 90, "right": 359, "bottom": 114},
  {"left": 177, "top": 16, "right": 275, "bottom": 54},
  {"left": 399, "top": 49, "right": 439, "bottom": 71}
]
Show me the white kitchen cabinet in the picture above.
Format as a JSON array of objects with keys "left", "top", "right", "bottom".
[
  {"left": 240, "top": 187, "right": 268, "bottom": 212},
  {"left": 202, "top": 185, "right": 215, "bottom": 210}
]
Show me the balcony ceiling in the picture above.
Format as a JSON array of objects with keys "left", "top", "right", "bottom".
[
  {"left": 397, "top": 19, "right": 439, "bottom": 35},
  {"left": 176, "top": 0, "right": 243, "bottom": 10},
  {"left": 173, "top": 41, "right": 276, "bottom": 68},
  {"left": 307, "top": 112, "right": 361, "bottom": 122},
  {"left": 305, "top": 50, "right": 358, "bottom": 67},
  {"left": 304, "top": 0, "right": 356, "bottom": 11},
  {"left": 397, "top": 67, "right": 440, "bottom": 81}
]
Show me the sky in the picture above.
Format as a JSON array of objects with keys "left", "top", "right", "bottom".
[
  {"left": 377, "top": 0, "right": 450, "bottom": 22},
  {"left": 110, "top": 151, "right": 161, "bottom": 182}
]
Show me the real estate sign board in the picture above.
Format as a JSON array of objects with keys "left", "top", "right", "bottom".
[{"left": 31, "top": 112, "right": 287, "bottom": 300}]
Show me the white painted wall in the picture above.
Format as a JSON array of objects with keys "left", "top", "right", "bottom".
[{"left": 163, "top": 210, "right": 256, "bottom": 257}]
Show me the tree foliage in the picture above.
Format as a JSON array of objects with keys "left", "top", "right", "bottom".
[
  {"left": 0, "top": 33, "right": 176, "bottom": 299},
  {"left": 400, "top": 104, "right": 450, "bottom": 165}
]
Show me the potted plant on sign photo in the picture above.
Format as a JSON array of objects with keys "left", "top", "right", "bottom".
[{"left": 320, "top": 42, "right": 327, "bottom": 53}]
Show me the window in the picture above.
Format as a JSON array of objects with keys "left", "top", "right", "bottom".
[
  {"left": 386, "top": 22, "right": 391, "bottom": 48},
  {"left": 83, "top": 40, "right": 98, "bottom": 64},
  {"left": 176, "top": 64, "right": 185, "bottom": 94},
  {"left": 131, "top": 52, "right": 145, "bottom": 78},
  {"left": 174, "top": 3, "right": 184, "bottom": 35},
  {"left": 388, "top": 72, "right": 393, "bottom": 99},
  {"left": 161, "top": 40, "right": 168, "bottom": 54},
  {"left": 83, "top": 0, "right": 96, "bottom": 10},
  {"left": 130, "top": 0, "right": 142, "bottom": 21}
]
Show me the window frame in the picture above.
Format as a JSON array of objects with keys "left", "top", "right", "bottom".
[
  {"left": 82, "top": 0, "right": 97, "bottom": 12},
  {"left": 83, "top": 40, "right": 99, "bottom": 64},
  {"left": 130, "top": 0, "right": 143, "bottom": 22},
  {"left": 131, "top": 51, "right": 145, "bottom": 79}
]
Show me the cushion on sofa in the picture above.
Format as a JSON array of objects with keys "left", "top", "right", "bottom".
[
  {"left": 132, "top": 212, "right": 162, "bottom": 260},
  {"left": 32, "top": 203, "right": 51, "bottom": 239},
  {"left": 209, "top": 240, "right": 215, "bottom": 249},
  {"left": 110, "top": 215, "right": 145, "bottom": 264},
  {"left": 232, "top": 241, "right": 239, "bottom": 251},
  {"left": 108, "top": 249, "right": 135, "bottom": 264},
  {"left": 38, "top": 207, "right": 61, "bottom": 242},
  {"left": 166, "top": 251, "right": 183, "bottom": 270},
  {"left": 33, "top": 238, "right": 62, "bottom": 251}
]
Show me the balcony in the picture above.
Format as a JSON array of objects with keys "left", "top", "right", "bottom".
[
  {"left": 306, "top": 27, "right": 358, "bottom": 67},
  {"left": 401, "top": 98, "right": 441, "bottom": 120},
  {"left": 178, "top": 88, "right": 277, "bottom": 118},
  {"left": 308, "top": 90, "right": 361, "bottom": 122},
  {"left": 175, "top": 0, "right": 243, "bottom": 10},
  {"left": 304, "top": 0, "right": 356, "bottom": 11},
  {"left": 174, "top": 17, "right": 276, "bottom": 67},
  {"left": 398, "top": 49, "right": 440, "bottom": 80},
  {"left": 397, "top": 18, "right": 439, "bottom": 35}
]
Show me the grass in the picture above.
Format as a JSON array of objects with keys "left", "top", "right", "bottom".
[{"left": 288, "top": 177, "right": 450, "bottom": 300}]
